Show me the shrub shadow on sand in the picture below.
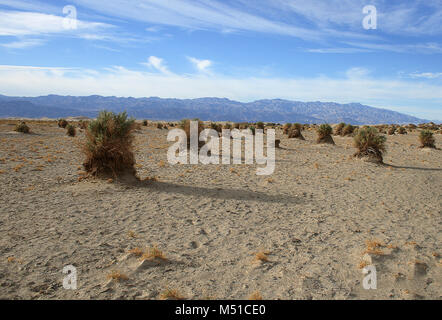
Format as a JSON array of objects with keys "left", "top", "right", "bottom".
[{"left": 127, "top": 180, "right": 304, "bottom": 204}]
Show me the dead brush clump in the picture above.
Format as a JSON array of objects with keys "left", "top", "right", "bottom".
[
  {"left": 341, "top": 124, "right": 355, "bottom": 136},
  {"left": 419, "top": 130, "right": 436, "bottom": 148},
  {"left": 58, "top": 119, "right": 68, "bottom": 128},
  {"left": 66, "top": 124, "right": 76, "bottom": 137},
  {"left": 82, "top": 110, "right": 136, "bottom": 177},
  {"left": 334, "top": 122, "right": 346, "bottom": 135},
  {"left": 353, "top": 127, "right": 386, "bottom": 163},
  {"left": 397, "top": 126, "right": 407, "bottom": 134},
  {"left": 209, "top": 122, "right": 222, "bottom": 134},
  {"left": 316, "top": 124, "right": 335, "bottom": 144},
  {"left": 282, "top": 123, "right": 292, "bottom": 134},
  {"left": 15, "top": 122, "right": 30, "bottom": 134},
  {"left": 78, "top": 120, "right": 89, "bottom": 130},
  {"left": 288, "top": 127, "right": 305, "bottom": 140},
  {"left": 387, "top": 126, "right": 396, "bottom": 135}
]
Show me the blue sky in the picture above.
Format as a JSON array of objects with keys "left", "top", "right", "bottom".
[{"left": 0, "top": 0, "right": 441, "bottom": 120}]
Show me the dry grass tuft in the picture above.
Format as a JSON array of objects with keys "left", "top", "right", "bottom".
[
  {"left": 254, "top": 250, "right": 270, "bottom": 262},
  {"left": 106, "top": 270, "right": 128, "bottom": 282},
  {"left": 128, "top": 247, "right": 144, "bottom": 257},
  {"left": 127, "top": 230, "right": 137, "bottom": 238},
  {"left": 364, "top": 239, "right": 385, "bottom": 255},
  {"left": 140, "top": 245, "right": 167, "bottom": 261},
  {"left": 159, "top": 288, "right": 185, "bottom": 300},
  {"left": 249, "top": 291, "right": 263, "bottom": 300}
]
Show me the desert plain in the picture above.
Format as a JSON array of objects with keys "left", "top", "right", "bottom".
[{"left": 0, "top": 120, "right": 440, "bottom": 300}]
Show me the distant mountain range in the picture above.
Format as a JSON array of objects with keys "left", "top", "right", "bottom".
[{"left": 0, "top": 94, "right": 430, "bottom": 125}]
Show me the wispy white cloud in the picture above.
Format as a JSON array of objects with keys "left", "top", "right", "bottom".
[
  {"left": 70, "top": 0, "right": 376, "bottom": 42},
  {"left": 0, "top": 38, "right": 44, "bottom": 49},
  {"left": 307, "top": 47, "right": 371, "bottom": 53},
  {"left": 345, "top": 67, "right": 371, "bottom": 79},
  {"left": 141, "top": 56, "right": 172, "bottom": 75},
  {"left": 409, "top": 72, "right": 442, "bottom": 79},
  {"left": 187, "top": 57, "right": 212, "bottom": 73},
  {"left": 0, "top": 10, "right": 110, "bottom": 36},
  {"left": 1, "top": 64, "right": 441, "bottom": 120}
]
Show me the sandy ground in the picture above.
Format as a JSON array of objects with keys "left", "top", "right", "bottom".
[{"left": 0, "top": 121, "right": 440, "bottom": 300}]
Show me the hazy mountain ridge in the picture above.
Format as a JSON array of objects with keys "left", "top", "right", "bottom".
[{"left": 0, "top": 94, "right": 429, "bottom": 124}]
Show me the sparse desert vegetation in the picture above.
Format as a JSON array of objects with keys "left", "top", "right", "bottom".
[
  {"left": 82, "top": 111, "right": 136, "bottom": 177},
  {"left": 419, "top": 130, "right": 436, "bottom": 149},
  {"left": 316, "top": 124, "right": 335, "bottom": 144},
  {"left": 66, "top": 124, "right": 76, "bottom": 137},
  {"left": 0, "top": 118, "right": 440, "bottom": 300},
  {"left": 14, "top": 122, "right": 30, "bottom": 134},
  {"left": 353, "top": 127, "right": 387, "bottom": 163}
]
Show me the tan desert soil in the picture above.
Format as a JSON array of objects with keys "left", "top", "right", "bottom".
[{"left": 0, "top": 121, "right": 440, "bottom": 300}]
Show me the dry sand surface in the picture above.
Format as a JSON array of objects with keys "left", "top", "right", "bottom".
[{"left": 0, "top": 121, "right": 441, "bottom": 300}]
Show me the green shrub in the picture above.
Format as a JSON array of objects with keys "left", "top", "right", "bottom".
[
  {"left": 353, "top": 127, "right": 386, "bottom": 163},
  {"left": 256, "top": 122, "right": 264, "bottom": 130},
  {"left": 82, "top": 111, "right": 136, "bottom": 176},
  {"left": 15, "top": 121, "right": 30, "bottom": 134},
  {"left": 419, "top": 130, "right": 436, "bottom": 148},
  {"left": 316, "top": 124, "right": 334, "bottom": 144},
  {"left": 66, "top": 124, "right": 76, "bottom": 137},
  {"left": 157, "top": 123, "right": 163, "bottom": 129}
]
